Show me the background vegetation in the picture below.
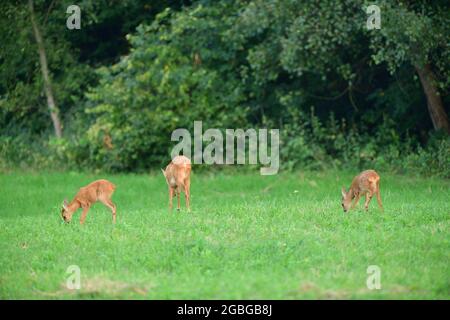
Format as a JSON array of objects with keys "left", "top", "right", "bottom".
[{"left": 0, "top": 0, "right": 449, "bottom": 177}]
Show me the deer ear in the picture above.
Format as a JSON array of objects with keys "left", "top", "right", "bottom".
[
  {"left": 161, "top": 168, "right": 166, "bottom": 177},
  {"left": 341, "top": 187, "right": 347, "bottom": 197}
]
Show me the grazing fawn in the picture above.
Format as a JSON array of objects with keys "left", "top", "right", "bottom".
[
  {"left": 61, "top": 179, "right": 117, "bottom": 224},
  {"left": 341, "top": 170, "right": 383, "bottom": 212},
  {"left": 161, "top": 155, "right": 191, "bottom": 212}
]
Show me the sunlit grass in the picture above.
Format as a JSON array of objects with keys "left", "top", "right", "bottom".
[{"left": 0, "top": 170, "right": 448, "bottom": 299}]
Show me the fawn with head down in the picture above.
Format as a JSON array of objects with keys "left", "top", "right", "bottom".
[
  {"left": 341, "top": 170, "right": 383, "bottom": 212},
  {"left": 161, "top": 155, "right": 191, "bottom": 212},
  {"left": 61, "top": 179, "right": 117, "bottom": 224}
]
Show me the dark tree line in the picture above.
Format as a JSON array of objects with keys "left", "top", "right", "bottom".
[{"left": 0, "top": 0, "right": 448, "bottom": 175}]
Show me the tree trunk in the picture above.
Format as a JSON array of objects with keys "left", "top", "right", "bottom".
[
  {"left": 414, "top": 63, "right": 450, "bottom": 134},
  {"left": 28, "top": 0, "right": 62, "bottom": 138}
]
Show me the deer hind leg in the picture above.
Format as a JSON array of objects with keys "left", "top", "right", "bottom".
[
  {"left": 100, "top": 196, "right": 117, "bottom": 224},
  {"left": 184, "top": 179, "right": 190, "bottom": 212},
  {"left": 176, "top": 188, "right": 181, "bottom": 211},
  {"left": 169, "top": 188, "right": 174, "bottom": 211},
  {"left": 80, "top": 205, "right": 91, "bottom": 225}
]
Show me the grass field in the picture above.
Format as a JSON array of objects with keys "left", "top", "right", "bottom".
[{"left": 0, "top": 170, "right": 448, "bottom": 299}]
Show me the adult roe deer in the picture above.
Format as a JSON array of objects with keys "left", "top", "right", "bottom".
[
  {"left": 61, "top": 179, "right": 117, "bottom": 224},
  {"left": 341, "top": 170, "right": 383, "bottom": 212},
  {"left": 161, "top": 155, "right": 191, "bottom": 212}
]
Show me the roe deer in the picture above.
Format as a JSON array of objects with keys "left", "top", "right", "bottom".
[
  {"left": 161, "top": 155, "right": 191, "bottom": 212},
  {"left": 61, "top": 179, "right": 117, "bottom": 224},
  {"left": 341, "top": 170, "right": 383, "bottom": 212}
]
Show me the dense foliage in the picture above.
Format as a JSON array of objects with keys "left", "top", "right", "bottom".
[{"left": 0, "top": 0, "right": 449, "bottom": 176}]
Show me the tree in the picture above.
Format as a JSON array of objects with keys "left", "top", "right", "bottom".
[
  {"left": 84, "top": 4, "right": 248, "bottom": 170},
  {"left": 415, "top": 63, "right": 449, "bottom": 133},
  {"left": 234, "top": 0, "right": 449, "bottom": 133},
  {"left": 368, "top": 1, "right": 450, "bottom": 134},
  {"left": 28, "top": 0, "right": 62, "bottom": 138}
]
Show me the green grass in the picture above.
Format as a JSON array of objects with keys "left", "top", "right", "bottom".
[{"left": 0, "top": 170, "right": 448, "bottom": 299}]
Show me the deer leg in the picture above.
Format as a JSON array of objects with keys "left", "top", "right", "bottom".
[
  {"left": 364, "top": 192, "right": 373, "bottom": 211},
  {"left": 100, "top": 198, "right": 117, "bottom": 224},
  {"left": 80, "top": 205, "right": 90, "bottom": 225},
  {"left": 376, "top": 190, "right": 383, "bottom": 211},
  {"left": 351, "top": 193, "right": 361, "bottom": 210},
  {"left": 176, "top": 189, "right": 181, "bottom": 211},
  {"left": 184, "top": 182, "right": 190, "bottom": 212},
  {"left": 376, "top": 181, "right": 383, "bottom": 212},
  {"left": 169, "top": 188, "right": 174, "bottom": 211}
]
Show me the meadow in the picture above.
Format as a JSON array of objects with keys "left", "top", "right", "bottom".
[{"left": 0, "top": 170, "right": 448, "bottom": 299}]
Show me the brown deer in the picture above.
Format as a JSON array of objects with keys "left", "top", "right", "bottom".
[
  {"left": 161, "top": 155, "right": 191, "bottom": 212},
  {"left": 341, "top": 170, "right": 383, "bottom": 212},
  {"left": 61, "top": 179, "right": 117, "bottom": 224}
]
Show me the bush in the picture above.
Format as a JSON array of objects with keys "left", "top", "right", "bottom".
[
  {"left": 1, "top": 115, "right": 448, "bottom": 179},
  {"left": 279, "top": 107, "right": 449, "bottom": 178},
  {"left": 402, "top": 135, "right": 450, "bottom": 178}
]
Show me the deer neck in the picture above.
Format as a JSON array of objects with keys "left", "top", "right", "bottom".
[
  {"left": 348, "top": 187, "right": 357, "bottom": 199},
  {"left": 67, "top": 199, "right": 81, "bottom": 213}
]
